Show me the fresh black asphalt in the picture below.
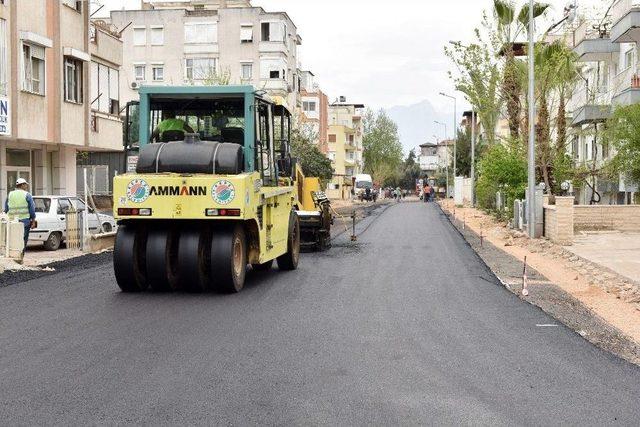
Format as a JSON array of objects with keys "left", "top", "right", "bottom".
[{"left": 1, "top": 201, "right": 639, "bottom": 425}]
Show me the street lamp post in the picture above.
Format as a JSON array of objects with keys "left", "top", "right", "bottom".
[
  {"left": 439, "top": 93, "right": 457, "bottom": 178},
  {"left": 470, "top": 108, "right": 475, "bottom": 206},
  {"left": 434, "top": 121, "right": 448, "bottom": 197},
  {"left": 527, "top": 0, "right": 536, "bottom": 238}
]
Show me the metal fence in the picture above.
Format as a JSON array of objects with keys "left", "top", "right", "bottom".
[
  {"left": 65, "top": 208, "right": 83, "bottom": 250},
  {"left": 76, "top": 165, "right": 109, "bottom": 196}
]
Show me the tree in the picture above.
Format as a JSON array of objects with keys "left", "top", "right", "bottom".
[
  {"left": 476, "top": 139, "right": 527, "bottom": 216},
  {"left": 445, "top": 33, "right": 501, "bottom": 143},
  {"left": 454, "top": 126, "right": 486, "bottom": 178},
  {"left": 290, "top": 128, "right": 333, "bottom": 184},
  {"left": 491, "top": 0, "right": 550, "bottom": 139},
  {"left": 362, "top": 109, "right": 404, "bottom": 183},
  {"left": 603, "top": 104, "right": 640, "bottom": 187}
]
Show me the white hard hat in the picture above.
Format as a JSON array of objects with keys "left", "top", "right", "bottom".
[{"left": 16, "top": 178, "right": 28, "bottom": 186}]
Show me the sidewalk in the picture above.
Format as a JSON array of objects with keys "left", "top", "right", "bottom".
[
  {"left": 439, "top": 199, "right": 640, "bottom": 356},
  {"left": 1, "top": 244, "right": 87, "bottom": 274}
]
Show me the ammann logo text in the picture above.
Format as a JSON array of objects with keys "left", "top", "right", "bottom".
[{"left": 150, "top": 186, "right": 208, "bottom": 196}]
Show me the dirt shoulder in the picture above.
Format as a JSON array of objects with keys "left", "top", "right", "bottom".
[{"left": 439, "top": 199, "right": 640, "bottom": 365}]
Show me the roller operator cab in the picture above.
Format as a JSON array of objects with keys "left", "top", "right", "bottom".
[{"left": 113, "top": 86, "right": 300, "bottom": 293}]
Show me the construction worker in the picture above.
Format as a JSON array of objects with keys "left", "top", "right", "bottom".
[
  {"left": 151, "top": 110, "right": 194, "bottom": 142},
  {"left": 4, "top": 178, "right": 36, "bottom": 257}
]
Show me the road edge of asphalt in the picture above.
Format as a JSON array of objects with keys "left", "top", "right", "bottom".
[
  {"left": 437, "top": 202, "right": 640, "bottom": 367},
  {"left": 0, "top": 201, "right": 391, "bottom": 288},
  {"left": 0, "top": 251, "right": 113, "bottom": 288}
]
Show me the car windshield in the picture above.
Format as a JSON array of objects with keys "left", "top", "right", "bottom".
[
  {"left": 33, "top": 198, "right": 51, "bottom": 213},
  {"left": 356, "top": 181, "right": 372, "bottom": 189}
]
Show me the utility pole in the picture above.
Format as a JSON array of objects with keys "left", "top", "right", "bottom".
[
  {"left": 470, "top": 108, "right": 475, "bottom": 206},
  {"left": 527, "top": 0, "right": 536, "bottom": 238}
]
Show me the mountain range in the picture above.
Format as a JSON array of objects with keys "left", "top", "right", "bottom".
[{"left": 385, "top": 100, "right": 453, "bottom": 155}]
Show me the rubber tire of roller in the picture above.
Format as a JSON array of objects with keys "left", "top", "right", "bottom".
[
  {"left": 177, "top": 226, "right": 212, "bottom": 292},
  {"left": 146, "top": 227, "right": 180, "bottom": 291},
  {"left": 277, "top": 212, "right": 300, "bottom": 271},
  {"left": 210, "top": 223, "right": 247, "bottom": 293}
]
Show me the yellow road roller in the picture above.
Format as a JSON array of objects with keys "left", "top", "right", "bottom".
[{"left": 113, "top": 85, "right": 301, "bottom": 293}]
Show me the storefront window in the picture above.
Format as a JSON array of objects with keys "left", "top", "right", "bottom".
[{"left": 6, "top": 149, "right": 31, "bottom": 167}]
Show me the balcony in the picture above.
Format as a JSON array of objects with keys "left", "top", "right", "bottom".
[
  {"left": 345, "top": 140, "right": 357, "bottom": 150},
  {"left": 260, "top": 78, "right": 291, "bottom": 94},
  {"left": 259, "top": 41, "right": 289, "bottom": 56},
  {"left": 611, "top": 0, "right": 640, "bottom": 43},
  {"left": 419, "top": 156, "right": 439, "bottom": 172},
  {"left": 572, "top": 20, "right": 619, "bottom": 62},
  {"left": 611, "top": 66, "right": 640, "bottom": 106},
  {"left": 571, "top": 84, "right": 611, "bottom": 127},
  {"left": 571, "top": 104, "right": 611, "bottom": 126}
]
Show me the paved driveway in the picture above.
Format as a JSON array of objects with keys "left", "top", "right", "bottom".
[{"left": 567, "top": 232, "right": 640, "bottom": 283}]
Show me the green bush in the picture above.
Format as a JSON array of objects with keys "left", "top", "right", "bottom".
[{"left": 476, "top": 140, "right": 527, "bottom": 218}]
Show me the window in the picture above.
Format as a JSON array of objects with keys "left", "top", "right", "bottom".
[
  {"left": 91, "top": 61, "right": 120, "bottom": 115},
  {"left": 62, "top": 0, "right": 82, "bottom": 12},
  {"left": 134, "top": 64, "right": 145, "bottom": 81},
  {"left": 623, "top": 47, "right": 635, "bottom": 70},
  {"left": 241, "top": 63, "right": 252, "bottom": 80},
  {"left": 184, "top": 23, "right": 217, "bottom": 44},
  {"left": 150, "top": 26, "right": 164, "bottom": 45},
  {"left": 152, "top": 65, "right": 164, "bottom": 81},
  {"left": 133, "top": 27, "right": 146, "bottom": 46},
  {"left": 240, "top": 25, "right": 253, "bottom": 43},
  {"left": 33, "top": 198, "right": 51, "bottom": 214},
  {"left": 0, "top": 19, "right": 6, "bottom": 96},
  {"left": 261, "top": 22, "right": 286, "bottom": 42},
  {"left": 328, "top": 134, "right": 336, "bottom": 143},
  {"left": 303, "top": 101, "right": 316, "bottom": 112},
  {"left": 6, "top": 149, "right": 30, "bottom": 166},
  {"left": 57, "top": 199, "right": 72, "bottom": 215},
  {"left": 185, "top": 58, "right": 217, "bottom": 80},
  {"left": 64, "top": 57, "right": 83, "bottom": 103},
  {"left": 22, "top": 43, "right": 45, "bottom": 95}
]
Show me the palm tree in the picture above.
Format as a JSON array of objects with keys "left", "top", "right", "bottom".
[{"left": 492, "top": 0, "right": 550, "bottom": 139}]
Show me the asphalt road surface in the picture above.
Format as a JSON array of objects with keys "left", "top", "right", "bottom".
[{"left": 1, "top": 202, "right": 639, "bottom": 425}]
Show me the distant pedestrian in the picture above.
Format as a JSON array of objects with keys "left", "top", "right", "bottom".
[
  {"left": 423, "top": 183, "right": 431, "bottom": 202},
  {"left": 429, "top": 185, "right": 435, "bottom": 202}
]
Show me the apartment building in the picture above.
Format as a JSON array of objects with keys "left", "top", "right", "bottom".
[
  {"left": 569, "top": 5, "right": 639, "bottom": 204},
  {"left": 326, "top": 102, "right": 365, "bottom": 199},
  {"left": 110, "top": 0, "right": 302, "bottom": 113},
  {"left": 0, "top": 0, "right": 123, "bottom": 204},
  {"left": 298, "top": 70, "right": 329, "bottom": 153}
]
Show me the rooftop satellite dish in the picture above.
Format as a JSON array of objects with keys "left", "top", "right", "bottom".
[{"left": 564, "top": 0, "right": 578, "bottom": 24}]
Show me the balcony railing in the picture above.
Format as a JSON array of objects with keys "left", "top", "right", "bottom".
[{"left": 612, "top": 0, "right": 640, "bottom": 25}]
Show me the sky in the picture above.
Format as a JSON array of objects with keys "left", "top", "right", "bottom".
[{"left": 94, "top": 0, "right": 603, "bottom": 116}]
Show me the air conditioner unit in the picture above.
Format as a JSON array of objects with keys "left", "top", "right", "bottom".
[{"left": 130, "top": 81, "right": 143, "bottom": 90}]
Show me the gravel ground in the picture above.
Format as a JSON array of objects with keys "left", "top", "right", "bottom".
[{"left": 439, "top": 203, "right": 640, "bottom": 365}]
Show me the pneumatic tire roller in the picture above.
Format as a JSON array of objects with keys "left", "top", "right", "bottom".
[{"left": 113, "top": 86, "right": 301, "bottom": 293}]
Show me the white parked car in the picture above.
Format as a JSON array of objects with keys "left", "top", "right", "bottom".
[{"left": 30, "top": 196, "right": 117, "bottom": 251}]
